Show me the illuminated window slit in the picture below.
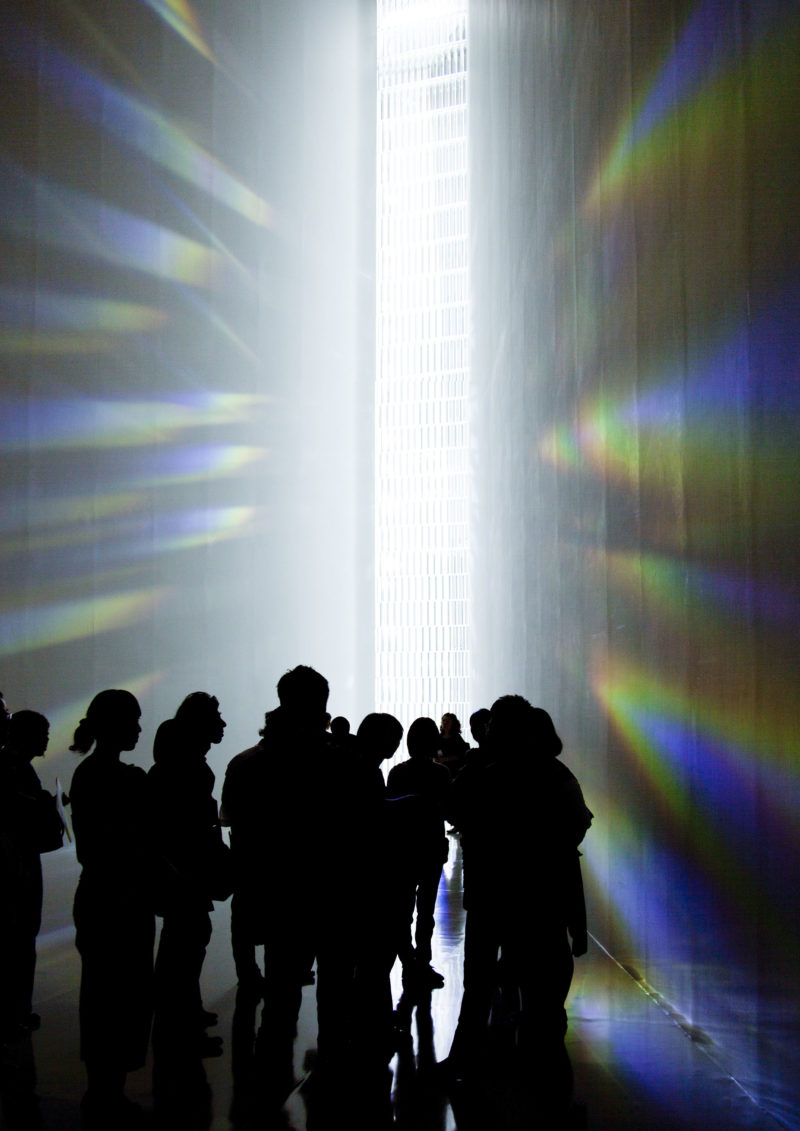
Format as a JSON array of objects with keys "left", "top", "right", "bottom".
[{"left": 376, "top": 0, "right": 470, "bottom": 727}]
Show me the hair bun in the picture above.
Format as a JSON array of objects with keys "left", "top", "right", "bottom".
[{"left": 70, "top": 716, "right": 95, "bottom": 754}]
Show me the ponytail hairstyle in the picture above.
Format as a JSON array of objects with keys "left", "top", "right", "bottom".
[{"left": 70, "top": 689, "right": 140, "bottom": 754}]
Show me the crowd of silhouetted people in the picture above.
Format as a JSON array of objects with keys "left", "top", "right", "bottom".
[{"left": 0, "top": 668, "right": 593, "bottom": 1128}]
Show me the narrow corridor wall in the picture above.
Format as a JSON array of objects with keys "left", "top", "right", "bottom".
[
  {"left": 470, "top": 1, "right": 800, "bottom": 1122},
  {"left": 0, "top": 0, "right": 376, "bottom": 776}
]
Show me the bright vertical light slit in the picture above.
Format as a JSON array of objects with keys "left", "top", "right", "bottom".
[{"left": 376, "top": 0, "right": 470, "bottom": 727}]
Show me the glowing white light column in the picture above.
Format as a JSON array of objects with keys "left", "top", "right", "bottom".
[{"left": 376, "top": 0, "right": 470, "bottom": 727}]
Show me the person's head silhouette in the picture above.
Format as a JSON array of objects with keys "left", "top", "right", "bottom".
[
  {"left": 489, "top": 696, "right": 562, "bottom": 761},
  {"left": 407, "top": 717, "right": 439, "bottom": 760},
  {"left": 440, "top": 712, "right": 462, "bottom": 739},
  {"left": 8, "top": 710, "right": 50, "bottom": 762},
  {"left": 357, "top": 712, "right": 404, "bottom": 764},
  {"left": 276, "top": 665, "right": 330, "bottom": 731},
  {"left": 70, "top": 689, "right": 142, "bottom": 755},
  {"left": 175, "top": 692, "right": 226, "bottom": 746},
  {"left": 469, "top": 708, "right": 491, "bottom": 746},
  {"left": 330, "top": 715, "right": 351, "bottom": 741}
]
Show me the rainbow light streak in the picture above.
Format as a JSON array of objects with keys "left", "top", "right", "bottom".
[
  {"left": 0, "top": 333, "right": 116, "bottom": 356},
  {"left": 586, "top": 1, "right": 800, "bottom": 213},
  {"left": 594, "top": 688, "right": 760, "bottom": 925},
  {"left": 600, "top": 550, "right": 800, "bottom": 632},
  {"left": 175, "top": 285, "right": 258, "bottom": 362},
  {"left": 0, "top": 290, "right": 166, "bottom": 354},
  {"left": 540, "top": 286, "right": 800, "bottom": 494},
  {"left": 633, "top": 288, "right": 800, "bottom": 430},
  {"left": 2, "top": 24, "right": 271, "bottom": 228},
  {"left": 596, "top": 650, "right": 800, "bottom": 779},
  {"left": 154, "top": 177, "right": 256, "bottom": 282},
  {"left": 0, "top": 396, "right": 266, "bottom": 452},
  {"left": 1, "top": 503, "right": 259, "bottom": 562},
  {"left": 581, "top": 799, "right": 694, "bottom": 963},
  {"left": 0, "top": 524, "right": 144, "bottom": 560},
  {"left": 539, "top": 390, "right": 647, "bottom": 487},
  {"left": 152, "top": 505, "right": 257, "bottom": 552},
  {"left": 621, "top": 0, "right": 790, "bottom": 154},
  {"left": 0, "top": 589, "right": 168, "bottom": 658},
  {"left": 579, "top": 861, "right": 637, "bottom": 968},
  {"left": 594, "top": 657, "right": 800, "bottom": 932},
  {"left": 138, "top": 0, "right": 215, "bottom": 63},
  {"left": 136, "top": 444, "right": 266, "bottom": 485},
  {"left": 634, "top": 712, "right": 800, "bottom": 880},
  {"left": 0, "top": 494, "right": 145, "bottom": 531},
  {"left": 1, "top": 157, "right": 217, "bottom": 287},
  {"left": 584, "top": 797, "right": 753, "bottom": 984},
  {"left": 538, "top": 421, "right": 582, "bottom": 471}
]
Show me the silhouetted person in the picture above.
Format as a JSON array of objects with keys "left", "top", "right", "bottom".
[
  {"left": 466, "top": 708, "right": 492, "bottom": 769},
  {"left": 436, "top": 712, "right": 469, "bottom": 778},
  {"left": 0, "top": 710, "right": 62, "bottom": 1041},
  {"left": 329, "top": 714, "right": 358, "bottom": 757},
  {"left": 445, "top": 696, "right": 592, "bottom": 1076},
  {"left": 69, "top": 689, "right": 154, "bottom": 1124},
  {"left": 385, "top": 717, "right": 449, "bottom": 988},
  {"left": 149, "top": 692, "right": 227, "bottom": 1062},
  {"left": 350, "top": 712, "right": 404, "bottom": 1061},
  {"left": 220, "top": 711, "right": 274, "bottom": 996},
  {"left": 222, "top": 666, "right": 348, "bottom": 1072}
]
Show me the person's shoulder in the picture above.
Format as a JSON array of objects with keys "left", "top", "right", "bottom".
[
  {"left": 68, "top": 753, "right": 98, "bottom": 792},
  {"left": 122, "top": 760, "right": 148, "bottom": 784},
  {"left": 147, "top": 759, "right": 162, "bottom": 780},
  {"left": 387, "top": 757, "right": 411, "bottom": 780},
  {"left": 225, "top": 744, "right": 262, "bottom": 773},
  {"left": 386, "top": 757, "right": 415, "bottom": 792}
]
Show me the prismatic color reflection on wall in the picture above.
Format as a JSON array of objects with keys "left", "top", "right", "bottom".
[
  {"left": 471, "top": 0, "right": 800, "bottom": 1120},
  {"left": 0, "top": 0, "right": 372, "bottom": 776},
  {"left": 539, "top": 0, "right": 800, "bottom": 1114}
]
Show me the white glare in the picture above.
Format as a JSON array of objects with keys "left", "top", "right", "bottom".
[{"left": 376, "top": 0, "right": 470, "bottom": 728}]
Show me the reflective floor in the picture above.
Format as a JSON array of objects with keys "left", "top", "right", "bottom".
[{"left": 1, "top": 840, "right": 783, "bottom": 1130}]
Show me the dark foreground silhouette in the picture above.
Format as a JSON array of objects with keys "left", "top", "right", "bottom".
[{"left": 0, "top": 672, "right": 592, "bottom": 1130}]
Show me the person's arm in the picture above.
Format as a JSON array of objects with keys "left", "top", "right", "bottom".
[{"left": 219, "top": 755, "right": 243, "bottom": 826}]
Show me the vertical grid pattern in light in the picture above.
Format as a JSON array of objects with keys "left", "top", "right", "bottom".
[{"left": 376, "top": 0, "right": 469, "bottom": 729}]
